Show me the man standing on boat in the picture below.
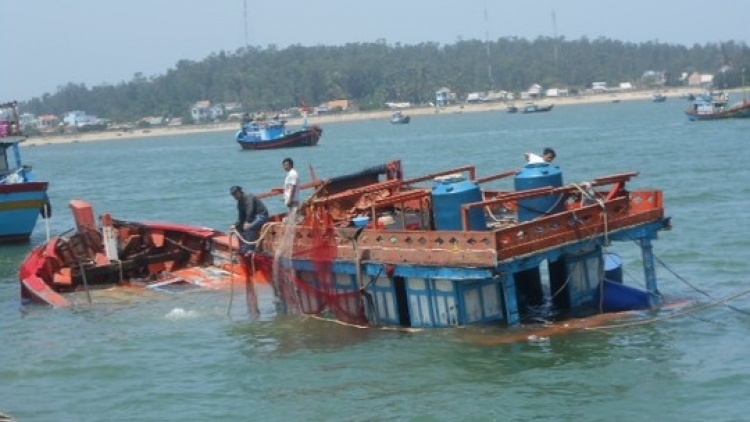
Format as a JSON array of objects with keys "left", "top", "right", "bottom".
[
  {"left": 524, "top": 147, "right": 556, "bottom": 164},
  {"left": 230, "top": 185, "right": 269, "bottom": 254},
  {"left": 282, "top": 157, "right": 300, "bottom": 216}
]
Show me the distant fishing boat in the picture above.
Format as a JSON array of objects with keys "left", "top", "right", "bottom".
[
  {"left": 652, "top": 93, "right": 667, "bottom": 103},
  {"left": 522, "top": 103, "right": 554, "bottom": 113},
  {"left": 685, "top": 91, "right": 750, "bottom": 121},
  {"left": 0, "top": 101, "right": 51, "bottom": 244},
  {"left": 235, "top": 113, "right": 322, "bottom": 150},
  {"left": 390, "top": 110, "right": 410, "bottom": 124}
]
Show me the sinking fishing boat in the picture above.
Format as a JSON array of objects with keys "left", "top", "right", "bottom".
[
  {"left": 235, "top": 114, "right": 322, "bottom": 150},
  {"left": 0, "top": 101, "right": 51, "bottom": 243},
  {"left": 242, "top": 159, "right": 670, "bottom": 329},
  {"left": 19, "top": 200, "right": 254, "bottom": 307}
]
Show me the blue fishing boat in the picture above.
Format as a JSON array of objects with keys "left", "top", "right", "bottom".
[
  {"left": 522, "top": 103, "right": 554, "bottom": 113},
  {"left": 240, "top": 159, "right": 670, "bottom": 330},
  {"left": 652, "top": 93, "right": 667, "bottom": 103},
  {"left": 0, "top": 101, "right": 51, "bottom": 243},
  {"left": 685, "top": 91, "right": 750, "bottom": 121},
  {"left": 235, "top": 114, "right": 322, "bottom": 150}
]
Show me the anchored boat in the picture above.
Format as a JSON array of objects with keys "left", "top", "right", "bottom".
[
  {"left": 19, "top": 200, "right": 252, "bottom": 307},
  {"left": 685, "top": 91, "right": 750, "bottom": 121},
  {"left": 242, "top": 159, "right": 670, "bottom": 328},
  {"left": 0, "top": 101, "right": 51, "bottom": 244},
  {"left": 390, "top": 110, "right": 411, "bottom": 124},
  {"left": 522, "top": 103, "right": 554, "bottom": 114},
  {"left": 235, "top": 114, "right": 322, "bottom": 150}
]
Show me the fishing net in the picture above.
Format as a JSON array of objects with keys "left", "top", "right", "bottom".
[
  {"left": 271, "top": 214, "right": 302, "bottom": 314},
  {"left": 307, "top": 212, "right": 367, "bottom": 325}
]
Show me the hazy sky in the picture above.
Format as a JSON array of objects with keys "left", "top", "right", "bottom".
[{"left": 4, "top": 0, "right": 749, "bottom": 101}]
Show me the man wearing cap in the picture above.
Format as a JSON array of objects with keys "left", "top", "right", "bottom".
[{"left": 230, "top": 185, "right": 269, "bottom": 254}]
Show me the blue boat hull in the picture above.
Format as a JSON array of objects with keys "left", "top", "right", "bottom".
[
  {"left": 0, "top": 182, "right": 49, "bottom": 243},
  {"left": 236, "top": 125, "right": 322, "bottom": 150},
  {"left": 686, "top": 102, "right": 750, "bottom": 121}
]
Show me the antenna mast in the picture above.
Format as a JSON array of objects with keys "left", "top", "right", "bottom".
[
  {"left": 243, "top": 0, "right": 249, "bottom": 49},
  {"left": 552, "top": 9, "right": 559, "bottom": 67},
  {"left": 485, "top": 5, "right": 493, "bottom": 89}
]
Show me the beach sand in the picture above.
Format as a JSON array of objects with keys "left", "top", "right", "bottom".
[{"left": 24, "top": 87, "right": 701, "bottom": 147}]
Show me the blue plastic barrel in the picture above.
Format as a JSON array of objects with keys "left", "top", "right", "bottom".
[
  {"left": 514, "top": 163, "right": 564, "bottom": 222},
  {"left": 431, "top": 176, "right": 487, "bottom": 231}
]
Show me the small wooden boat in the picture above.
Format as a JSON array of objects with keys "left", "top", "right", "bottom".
[
  {"left": 0, "top": 101, "right": 51, "bottom": 244},
  {"left": 19, "top": 200, "right": 254, "bottom": 307},
  {"left": 522, "top": 103, "right": 554, "bottom": 113},
  {"left": 507, "top": 104, "right": 519, "bottom": 113},
  {"left": 390, "top": 110, "right": 410, "bottom": 124},
  {"left": 236, "top": 116, "right": 322, "bottom": 150}
]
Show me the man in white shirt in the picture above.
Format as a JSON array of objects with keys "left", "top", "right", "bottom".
[
  {"left": 282, "top": 157, "right": 300, "bottom": 215},
  {"left": 524, "top": 147, "right": 556, "bottom": 164}
]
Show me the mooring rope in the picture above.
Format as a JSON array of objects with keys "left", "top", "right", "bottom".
[
  {"left": 227, "top": 231, "right": 238, "bottom": 316},
  {"left": 230, "top": 221, "right": 276, "bottom": 249},
  {"left": 586, "top": 287, "right": 750, "bottom": 331},
  {"left": 651, "top": 251, "right": 750, "bottom": 317}
]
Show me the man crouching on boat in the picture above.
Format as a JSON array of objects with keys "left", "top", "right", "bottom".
[{"left": 230, "top": 185, "right": 269, "bottom": 254}]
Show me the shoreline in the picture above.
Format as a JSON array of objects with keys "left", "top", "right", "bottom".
[{"left": 23, "top": 87, "right": 712, "bottom": 146}]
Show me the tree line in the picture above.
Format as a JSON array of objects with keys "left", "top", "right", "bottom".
[{"left": 20, "top": 37, "right": 750, "bottom": 123}]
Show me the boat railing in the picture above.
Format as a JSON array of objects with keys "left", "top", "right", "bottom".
[
  {"left": 489, "top": 192, "right": 663, "bottom": 261},
  {"left": 357, "top": 188, "right": 432, "bottom": 228},
  {"left": 459, "top": 172, "right": 639, "bottom": 230},
  {"left": 261, "top": 189, "right": 664, "bottom": 268},
  {"left": 475, "top": 170, "right": 517, "bottom": 184},
  {"left": 401, "top": 165, "right": 477, "bottom": 186}
]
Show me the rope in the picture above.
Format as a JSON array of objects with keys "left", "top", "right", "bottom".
[
  {"left": 304, "top": 313, "right": 423, "bottom": 332},
  {"left": 550, "top": 271, "right": 573, "bottom": 300},
  {"left": 43, "top": 202, "right": 51, "bottom": 242},
  {"left": 115, "top": 259, "right": 124, "bottom": 283},
  {"left": 651, "top": 249, "right": 750, "bottom": 317},
  {"left": 247, "top": 249, "right": 259, "bottom": 316},
  {"left": 227, "top": 231, "right": 238, "bottom": 316},
  {"left": 571, "top": 182, "right": 609, "bottom": 246},
  {"left": 77, "top": 260, "right": 92, "bottom": 304},
  {"left": 585, "top": 287, "right": 750, "bottom": 331},
  {"left": 230, "top": 221, "right": 276, "bottom": 248}
]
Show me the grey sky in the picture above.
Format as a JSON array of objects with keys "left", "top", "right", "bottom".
[{"left": 4, "top": 0, "right": 749, "bottom": 102}]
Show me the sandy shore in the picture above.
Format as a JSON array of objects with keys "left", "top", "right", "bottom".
[{"left": 24, "top": 87, "right": 704, "bottom": 146}]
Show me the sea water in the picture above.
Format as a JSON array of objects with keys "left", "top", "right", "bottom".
[{"left": 2, "top": 97, "right": 750, "bottom": 421}]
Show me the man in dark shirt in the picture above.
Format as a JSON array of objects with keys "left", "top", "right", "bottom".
[{"left": 230, "top": 185, "right": 269, "bottom": 254}]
